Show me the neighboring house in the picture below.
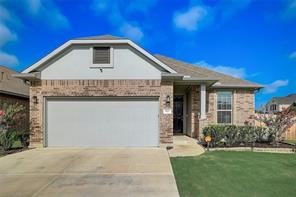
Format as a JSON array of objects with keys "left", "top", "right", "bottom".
[
  {"left": 265, "top": 94, "right": 296, "bottom": 113},
  {"left": 0, "top": 66, "right": 30, "bottom": 132},
  {"left": 14, "top": 35, "right": 262, "bottom": 148}
]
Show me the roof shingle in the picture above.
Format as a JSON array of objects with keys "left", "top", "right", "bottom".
[
  {"left": 74, "top": 35, "right": 125, "bottom": 40},
  {"left": 0, "top": 66, "right": 29, "bottom": 97},
  {"left": 155, "top": 54, "right": 262, "bottom": 88},
  {"left": 273, "top": 94, "right": 296, "bottom": 105}
]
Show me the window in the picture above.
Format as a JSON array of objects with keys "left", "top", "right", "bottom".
[
  {"left": 270, "top": 104, "right": 277, "bottom": 111},
  {"left": 217, "top": 91, "right": 232, "bottom": 124},
  {"left": 93, "top": 47, "right": 111, "bottom": 64}
]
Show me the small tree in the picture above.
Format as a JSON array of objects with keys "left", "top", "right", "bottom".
[
  {"left": 251, "top": 103, "right": 296, "bottom": 146},
  {"left": 0, "top": 103, "right": 26, "bottom": 151}
]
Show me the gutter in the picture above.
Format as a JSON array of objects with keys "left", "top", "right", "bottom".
[
  {"left": 161, "top": 73, "right": 184, "bottom": 80},
  {"left": 212, "top": 84, "right": 264, "bottom": 90},
  {"left": 0, "top": 90, "right": 29, "bottom": 98},
  {"left": 12, "top": 72, "right": 41, "bottom": 81}
]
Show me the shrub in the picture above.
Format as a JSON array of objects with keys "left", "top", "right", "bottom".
[
  {"left": 0, "top": 131, "right": 18, "bottom": 151},
  {"left": 202, "top": 125, "right": 267, "bottom": 148},
  {"left": 0, "top": 103, "right": 27, "bottom": 151},
  {"left": 251, "top": 103, "right": 296, "bottom": 146}
]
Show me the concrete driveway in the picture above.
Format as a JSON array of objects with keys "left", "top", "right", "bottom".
[{"left": 0, "top": 148, "right": 179, "bottom": 197}]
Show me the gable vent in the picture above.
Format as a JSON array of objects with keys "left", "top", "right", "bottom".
[{"left": 93, "top": 47, "right": 110, "bottom": 64}]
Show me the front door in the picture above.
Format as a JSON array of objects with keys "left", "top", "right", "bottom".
[{"left": 173, "top": 96, "right": 183, "bottom": 134}]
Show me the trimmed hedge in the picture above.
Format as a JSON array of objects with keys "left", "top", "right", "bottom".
[{"left": 202, "top": 125, "right": 269, "bottom": 147}]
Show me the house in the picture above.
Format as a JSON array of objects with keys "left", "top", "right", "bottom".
[
  {"left": 265, "top": 94, "right": 296, "bottom": 113},
  {"left": 14, "top": 35, "right": 262, "bottom": 148},
  {"left": 0, "top": 66, "right": 30, "bottom": 132}
]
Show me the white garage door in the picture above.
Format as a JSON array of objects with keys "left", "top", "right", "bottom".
[{"left": 46, "top": 97, "right": 159, "bottom": 147}]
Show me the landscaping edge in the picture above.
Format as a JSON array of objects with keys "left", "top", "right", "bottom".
[{"left": 208, "top": 147, "right": 295, "bottom": 154}]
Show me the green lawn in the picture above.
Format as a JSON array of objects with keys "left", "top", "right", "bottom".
[
  {"left": 285, "top": 140, "right": 296, "bottom": 145},
  {"left": 171, "top": 152, "right": 296, "bottom": 197}
]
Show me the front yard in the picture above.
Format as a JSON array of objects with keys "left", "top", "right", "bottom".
[
  {"left": 285, "top": 140, "right": 296, "bottom": 145},
  {"left": 171, "top": 151, "right": 296, "bottom": 197}
]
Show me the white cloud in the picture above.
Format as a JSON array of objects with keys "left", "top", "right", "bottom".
[
  {"left": 45, "top": 8, "right": 70, "bottom": 29},
  {"left": 0, "top": 5, "right": 19, "bottom": 67},
  {"left": 263, "top": 80, "right": 289, "bottom": 94},
  {"left": 24, "top": 0, "right": 70, "bottom": 29},
  {"left": 173, "top": 0, "right": 252, "bottom": 31},
  {"left": 174, "top": 6, "right": 208, "bottom": 31},
  {"left": 120, "top": 23, "right": 144, "bottom": 41},
  {"left": 26, "top": 0, "right": 42, "bottom": 15},
  {"left": 0, "top": 5, "right": 11, "bottom": 21},
  {"left": 196, "top": 60, "right": 247, "bottom": 79},
  {"left": 0, "top": 24, "right": 17, "bottom": 47},
  {"left": 0, "top": 5, "right": 17, "bottom": 47},
  {"left": 282, "top": 0, "right": 296, "bottom": 20},
  {"left": 91, "top": 0, "right": 145, "bottom": 41},
  {"left": 0, "top": 51, "right": 19, "bottom": 67},
  {"left": 289, "top": 51, "right": 296, "bottom": 59}
]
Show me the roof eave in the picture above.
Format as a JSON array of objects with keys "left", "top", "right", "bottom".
[
  {"left": 12, "top": 72, "right": 41, "bottom": 81},
  {"left": 0, "top": 90, "right": 29, "bottom": 98},
  {"left": 22, "top": 39, "right": 177, "bottom": 74},
  {"left": 161, "top": 73, "right": 184, "bottom": 80},
  {"left": 212, "top": 84, "right": 264, "bottom": 90}
]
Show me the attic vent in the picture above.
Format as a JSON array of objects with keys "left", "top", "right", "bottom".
[{"left": 93, "top": 47, "right": 110, "bottom": 64}]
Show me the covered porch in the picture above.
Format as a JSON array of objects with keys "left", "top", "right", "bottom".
[{"left": 172, "top": 78, "right": 217, "bottom": 140}]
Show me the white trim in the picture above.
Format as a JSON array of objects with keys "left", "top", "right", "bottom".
[
  {"left": 200, "top": 84, "right": 206, "bottom": 119},
  {"left": 22, "top": 39, "right": 176, "bottom": 74},
  {"left": 216, "top": 91, "right": 233, "bottom": 124}
]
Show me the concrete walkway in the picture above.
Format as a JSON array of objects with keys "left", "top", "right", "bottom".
[
  {"left": 168, "top": 135, "right": 205, "bottom": 157},
  {"left": 0, "top": 148, "right": 179, "bottom": 197}
]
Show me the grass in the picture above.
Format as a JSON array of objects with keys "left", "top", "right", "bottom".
[
  {"left": 171, "top": 151, "right": 296, "bottom": 197},
  {"left": 284, "top": 140, "right": 296, "bottom": 145}
]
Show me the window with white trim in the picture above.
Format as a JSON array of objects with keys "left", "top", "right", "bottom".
[{"left": 217, "top": 91, "right": 232, "bottom": 124}]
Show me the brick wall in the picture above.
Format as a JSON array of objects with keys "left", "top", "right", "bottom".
[
  {"left": 30, "top": 80, "right": 173, "bottom": 147},
  {"left": 206, "top": 88, "right": 255, "bottom": 125},
  {"left": 159, "top": 81, "right": 174, "bottom": 144},
  {"left": 0, "top": 93, "right": 29, "bottom": 132},
  {"left": 197, "top": 88, "right": 255, "bottom": 138},
  {"left": 189, "top": 85, "right": 199, "bottom": 138},
  {"left": 233, "top": 89, "right": 255, "bottom": 125}
]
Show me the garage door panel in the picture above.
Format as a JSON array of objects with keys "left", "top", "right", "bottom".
[{"left": 46, "top": 98, "right": 159, "bottom": 147}]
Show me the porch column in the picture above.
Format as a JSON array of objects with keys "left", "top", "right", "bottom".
[{"left": 200, "top": 84, "right": 206, "bottom": 119}]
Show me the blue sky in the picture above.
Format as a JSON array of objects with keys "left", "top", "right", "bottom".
[{"left": 0, "top": 0, "right": 295, "bottom": 108}]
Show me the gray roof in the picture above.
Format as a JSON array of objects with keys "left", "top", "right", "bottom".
[
  {"left": 155, "top": 54, "right": 262, "bottom": 89},
  {"left": 273, "top": 94, "right": 296, "bottom": 105},
  {"left": 0, "top": 66, "right": 29, "bottom": 97},
  {"left": 74, "top": 35, "right": 125, "bottom": 40}
]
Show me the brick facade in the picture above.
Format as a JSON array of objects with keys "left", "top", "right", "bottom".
[
  {"left": 189, "top": 85, "right": 200, "bottom": 138},
  {"left": 0, "top": 93, "right": 29, "bottom": 132},
  {"left": 29, "top": 80, "right": 173, "bottom": 147},
  {"left": 232, "top": 89, "right": 255, "bottom": 125},
  {"left": 192, "top": 88, "right": 255, "bottom": 138}
]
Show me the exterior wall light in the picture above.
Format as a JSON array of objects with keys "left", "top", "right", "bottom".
[
  {"left": 166, "top": 95, "right": 171, "bottom": 107},
  {"left": 32, "top": 96, "right": 38, "bottom": 104}
]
